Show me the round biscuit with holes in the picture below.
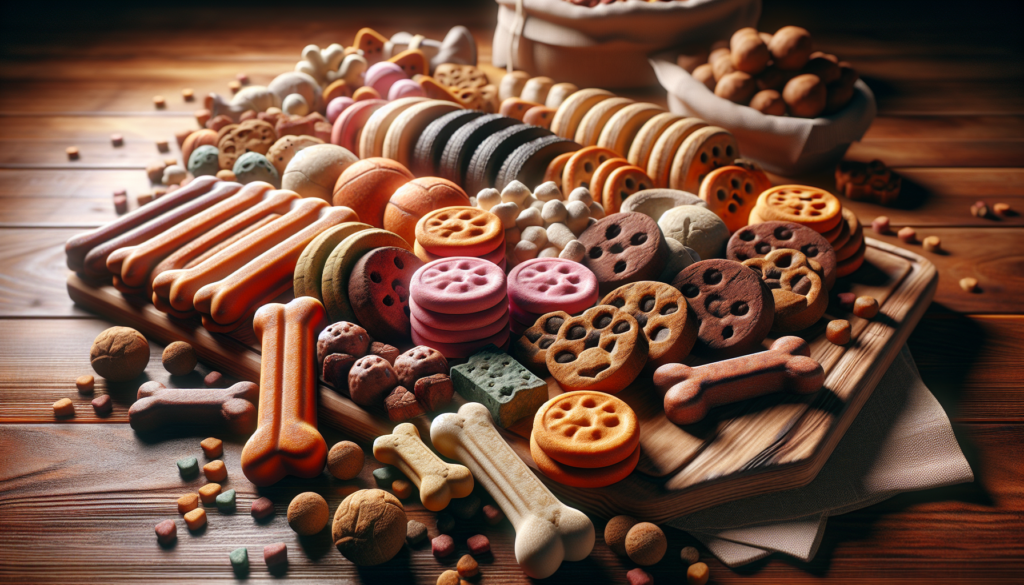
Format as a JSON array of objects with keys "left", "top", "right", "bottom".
[
  {"left": 752, "top": 185, "right": 843, "bottom": 234},
  {"left": 348, "top": 247, "right": 423, "bottom": 343},
  {"left": 600, "top": 281, "right": 698, "bottom": 371},
  {"left": 699, "top": 165, "right": 771, "bottom": 233},
  {"left": 532, "top": 389, "right": 640, "bottom": 467},
  {"left": 579, "top": 212, "right": 669, "bottom": 295},
  {"left": 415, "top": 206, "right": 503, "bottom": 257},
  {"left": 601, "top": 165, "right": 654, "bottom": 215},
  {"left": 545, "top": 305, "right": 648, "bottom": 394},
  {"left": 562, "top": 146, "right": 622, "bottom": 194},
  {"left": 669, "top": 126, "right": 740, "bottom": 194},
  {"left": 743, "top": 249, "right": 828, "bottom": 332}
]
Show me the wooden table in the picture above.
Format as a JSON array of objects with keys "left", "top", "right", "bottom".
[{"left": 1, "top": 1, "right": 1022, "bottom": 583}]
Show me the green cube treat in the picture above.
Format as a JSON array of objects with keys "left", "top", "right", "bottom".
[
  {"left": 177, "top": 456, "right": 199, "bottom": 478},
  {"left": 372, "top": 465, "right": 403, "bottom": 487},
  {"left": 229, "top": 547, "right": 249, "bottom": 572},
  {"left": 216, "top": 489, "right": 236, "bottom": 512},
  {"left": 451, "top": 346, "right": 548, "bottom": 428}
]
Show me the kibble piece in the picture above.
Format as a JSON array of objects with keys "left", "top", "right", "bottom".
[
  {"left": 76, "top": 374, "right": 95, "bottom": 394},
  {"left": 625, "top": 522, "right": 667, "bottom": 566},
  {"left": 287, "top": 492, "right": 329, "bottom": 535},
  {"left": 993, "top": 203, "right": 1012, "bottom": 217},
  {"left": 153, "top": 95, "right": 166, "bottom": 108},
  {"left": 91, "top": 394, "right": 112, "bottom": 415},
  {"left": 203, "top": 460, "right": 227, "bottom": 482},
  {"left": 53, "top": 398, "right": 75, "bottom": 418},
  {"left": 200, "top": 437, "right": 223, "bottom": 459},
  {"left": 437, "top": 570, "right": 461, "bottom": 585},
  {"left": 184, "top": 508, "right": 207, "bottom": 530},
  {"left": 448, "top": 494, "right": 481, "bottom": 520},
  {"left": 680, "top": 545, "right": 700, "bottom": 566},
  {"left": 826, "top": 319, "right": 851, "bottom": 345},
  {"left": 328, "top": 441, "right": 364, "bottom": 480},
  {"left": 195, "top": 109, "right": 211, "bottom": 126},
  {"left": 959, "top": 277, "right": 979, "bottom": 293},
  {"left": 228, "top": 80, "right": 242, "bottom": 93},
  {"left": 181, "top": 88, "right": 194, "bottom": 101},
  {"left": 853, "top": 296, "right": 879, "bottom": 319},
  {"left": 436, "top": 512, "right": 455, "bottom": 534},
  {"left": 111, "top": 134, "right": 124, "bottom": 147},
  {"left": 199, "top": 483, "right": 221, "bottom": 504},
  {"left": 162, "top": 341, "right": 197, "bottom": 376},
  {"left": 457, "top": 554, "right": 479, "bottom": 578},
  {"left": 897, "top": 226, "right": 916, "bottom": 243},
  {"left": 229, "top": 547, "right": 248, "bottom": 573},
  {"left": 264, "top": 542, "right": 288, "bottom": 567},
  {"left": 251, "top": 497, "right": 274, "bottom": 520},
  {"left": 369, "top": 341, "right": 400, "bottom": 365},
  {"left": 155, "top": 519, "right": 177, "bottom": 544},
  {"left": 137, "top": 193, "right": 153, "bottom": 207},
  {"left": 970, "top": 201, "right": 989, "bottom": 218},
  {"left": 204, "top": 371, "right": 224, "bottom": 387},
  {"left": 373, "top": 465, "right": 403, "bottom": 487},
  {"left": 66, "top": 146, "right": 80, "bottom": 160},
  {"left": 237, "top": 73, "right": 249, "bottom": 84},
  {"left": 156, "top": 140, "right": 170, "bottom": 153},
  {"left": 113, "top": 194, "right": 128, "bottom": 215},
  {"left": 482, "top": 504, "right": 504, "bottom": 525},
  {"left": 407, "top": 519, "right": 428, "bottom": 545},
  {"left": 467, "top": 533, "right": 490, "bottom": 555},
  {"left": 871, "top": 216, "right": 890, "bottom": 234},
  {"left": 177, "top": 493, "right": 199, "bottom": 514},
  {"left": 837, "top": 292, "right": 856, "bottom": 311},
  {"left": 177, "top": 456, "right": 199, "bottom": 478},
  {"left": 432, "top": 534, "right": 455, "bottom": 558},
  {"left": 627, "top": 567, "right": 653, "bottom": 585},
  {"left": 605, "top": 515, "right": 637, "bottom": 556},
  {"left": 922, "top": 235, "right": 941, "bottom": 253},
  {"left": 687, "top": 561, "right": 710, "bottom": 585},
  {"left": 392, "top": 479, "right": 413, "bottom": 499}
]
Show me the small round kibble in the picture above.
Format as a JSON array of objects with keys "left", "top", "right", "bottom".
[
  {"left": 837, "top": 292, "right": 856, "bottom": 310},
  {"left": 91, "top": 394, "right": 112, "bottom": 415},
  {"left": 327, "top": 441, "right": 365, "bottom": 480},
  {"left": 155, "top": 519, "right": 177, "bottom": 545},
  {"left": 90, "top": 327, "right": 149, "bottom": 382},
  {"left": 153, "top": 95, "right": 166, "bottom": 108},
  {"left": 853, "top": 296, "right": 879, "bottom": 319},
  {"left": 432, "top": 534, "right": 455, "bottom": 558},
  {"left": 897, "top": 226, "right": 916, "bottom": 243},
  {"left": 687, "top": 561, "right": 710, "bottom": 585},
  {"left": 680, "top": 545, "right": 700, "bottom": 566},
  {"left": 922, "top": 235, "right": 942, "bottom": 253},
  {"left": 288, "top": 492, "right": 330, "bottom": 535},
  {"left": 826, "top": 319, "right": 851, "bottom": 345},
  {"left": 76, "top": 374, "right": 95, "bottom": 394},
  {"left": 625, "top": 522, "right": 667, "bottom": 566},
  {"left": 182, "top": 88, "right": 194, "bottom": 100},
  {"left": 457, "top": 554, "right": 479, "bottom": 578},
  {"left": 872, "top": 216, "right": 890, "bottom": 234},
  {"left": 251, "top": 497, "right": 275, "bottom": 520},
  {"left": 53, "top": 398, "right": 75, "bottom": 417},
  {"left": 392, "top": 479, "right": 413, "bottom": 499},
  {"left": 959, "top": 277, "right": 979, "bottom": 293},
  {"left": 604, "top": 515, "right": 637, "bottom": 556},
  {"left": 437, "top": 570, "right": 461, "bottom": 585},
  {"left": 111, "top": 134, "right": 124, "bottom": 147},
  {"left": 162, "top": 341, "right": 197, "bottom": 376},
  {"left": 467, "top": 533, "right": 490, "bottom": 555}
]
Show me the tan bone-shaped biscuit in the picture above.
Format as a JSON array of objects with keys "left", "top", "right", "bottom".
[
  {"left": 128, "top": 381, "right": 259, "bottom": 434},
  {"left": 653, "top": 335, "right": 824, "bottom": 426},
  {"left": 373, "top": 422, "right": 474, "bottom": 511},
  {"left": 430, "top": 403, "right": 594, "bottom": 579}
]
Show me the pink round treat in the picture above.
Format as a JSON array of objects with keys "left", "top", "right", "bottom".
[
  {"left": 508, "top": 296, "right": 542, "bottom": 327},
  {"left": 409, "top": 294, "right": 510, "bottom": 331},
  {"left": 411, "top": 308, "right": 510, "bottom": 343},
  {"left": 331, "top": 99, "right": 386, "bottom": 152},
  {"left": 388, "top": 79, "right": 426, "bottom": 101},
  {"left": 365, "top": 62, "right": 408, "bottom": 98},
  {"left": 411, "top": 326, "right": 510, "bottom": 359},
  {"left": 411, "top": 257, "right": 507, "bottom": 314},
  {"left": 327, "top": 97, "right": 355, "bottom": 124},
  {"left": 508, "top": 258, "right": 599, "bottom": 315}
]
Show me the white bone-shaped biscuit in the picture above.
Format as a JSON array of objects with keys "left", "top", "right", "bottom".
[
  {"left": 430, "top": 403, "right": 594, "bottom": 579},
  {"left": 373, "top": 422, "right": 474, "bottom": 511}
]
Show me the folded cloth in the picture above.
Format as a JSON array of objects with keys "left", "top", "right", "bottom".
[{"left": 667, "top": 345, "right": 973, "bottom": 567}]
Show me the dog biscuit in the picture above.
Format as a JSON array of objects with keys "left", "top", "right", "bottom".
[
  {"left": 600, "top": 281, "right": 698, "bottom": 371},
  {"left": 128, "top": 381, "right": 259, "bottom": 434},
  {"left": 669, "top": 126, "right": 739, "bottom": 194},
  {"left": 450, "top": 346, "right": 548, "bottom": 428},
  {"left": 743, "top": 249, "right": 828, "bottom": 332},
  {"left": 579, "top": 212, "right": 668, "bottom": 295},
  {"left": 533, "top": 390, "right": 639, "bottom": 468},
  {"left": 373, "top": 423, "right": 474, "bottom": 511},
  {"left": 545, "top": 305, "right": 648, "bottom": 393},
  {"left": 752, "top": 185, "right": 842, "bottom": 234},
  {"left": 727, "top": 220, "right": 837, "bottom": 290},
  {"left": 348, "top": 246, "right": 423, "bottom": 343}
]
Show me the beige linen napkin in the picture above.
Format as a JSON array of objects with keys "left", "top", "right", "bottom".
[{"left": 667, "top": 345, "right": 974, "bottom": 567}]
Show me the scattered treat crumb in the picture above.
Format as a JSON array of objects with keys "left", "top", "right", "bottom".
[
  {"left": 680, "top": 545, "right": 700, "bottom": 566},
  {"left": 216, "top": 489, "right": 236, "bottom": 512},
  {"left": 871, "top": 216, "right": 890, "bottom": 234},
  {"left": 203, "top": 460, "right": 227, "bottom": 482},
  {"left": 625, "top": 522, "right": 667, "bottom": 566},
  {"left": 836, "top": 292, "right": 856, "bottom": 311},
  {"left": 853, "top": 296, "right": 879, "bottom": 319},
  {"left": 66, "top": 146, "right": 80, "bottom": 160},
  {"left": 146, "top": 161, "right": 166, "bottom": 183},
  {"left": 113, "top": 193, "right": 128, "bottom": 215},
  {"left": 236, "top": 73, "right": 249, "bottom": 84},
  {"left": 627, "top": 567, "right": 653, "bottom": 585},
  {"left": 457, "top": 554, "right": 479, "bottom": 578},
  {"left": 229, "top": 547, "right": 248, "bottom": 573},
  {"left": 687, "top": 561, "right": 710, "bottom": 585},
  {"left": 448, "top": 494, "right": 481, "bottom": 520},
  {"left": 970, "top": 200, "right": 989, "bottom": 218},
  {"left": 173, "top": 130, "right": 191, "bottom": 148},
  {"left": 467, "top": 534, "right": 490, "bottom": 555},
  {"left": 228, "top": 80, "right": 241, "bottom": 93},
  {"left": 162, "top": 341, "right": 197, "bottom": 376},
  {"left": 432, "top": 534, "right": 455, "bottom": 558},
  {"left": 372, "top": 465, "right": 403, "bottom": 487},
  {"left": 392, "top": 479, "right": 413, "bottom": 499},
  {"left": 328, "top": 441, "right": 364, "bottom": 480},
  {"left": 184, "top": 508, "right": 206, "bottom": 530},
  {"left": 993, "top": 202, "right": 1012, "bottom": 217},
  {"left": 897, "top": 226, "right": 916, "bottom": 243},
  {"left": 76, "top": 374, "right": 95, "bottom": 394},
  {"left": 287, "top": 492, "right": 328, "bottom": 535},
  {"left": 195, "top": 109, "right": 211, "bottom": 127},
  {"left": 155, "top": 519, "right": 177, "bottom": 545},
  {"left": 959, "top": 277, "right": 979, "bottom": 293},
  {"left": 110, "top": 134, "right": 124, "bottom": 147},
  {"left": 264, "top": 542, "right": 288, "bottom": 568},
  {"left": 435, "top": 512, "right": 455, "bottom": 534},
  {"left": 407, "top": 520, "right": 428, "bottom": 545},
  {"left": 605, "top": 515, "right": 637, "bottom": 556},
  {"left": 200, "top": 437, "right": 223, "bottom": 459},
  {"left": 177, "top": 493, "right": 198, "bottom": 514},
  {"left": 53, "top": 398, "right": 75, "bottom": 417},
  {"left": 204, "top": 371, "right": 224, "bottom": 387},
  {"left": 177, "top": 456, "right": 198, "bottom": 478},
  {"left": 91, "top": 394, "right": 112, "bottom": 415},
  {"left": 826, "top": 319, "right": 852, "bottom": 345},
  {"left": 198, "top": 483, "right": 221, "bottom": 504},
  {"left": 251, "top": 497, "right": 274, "bottom": 520},
  {"left": 482, "top": 504, "right": 504, "bottom": 525},
  {"left": 437, "top": 570, "right": 461, "bottom": 585},
  {"left": 153, "top": 95, "right": 166, "bottom": 108},
  {"left": 922, "top": 235, "right": 942, "bottom": 253},
  {"left": 181, "top": 88, "right": 194, "bottom": 101}
]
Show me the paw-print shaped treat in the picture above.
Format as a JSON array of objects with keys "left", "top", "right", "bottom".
[
  {"left": 670, "top": 126, "right": 739, "bottom": 194},
  {"left": 670, "top": 259, "right": 775, "bottom": 358},
  {"left": 545, "top": 305, "right": 648, "bottom": 393},
  {"left": 348, "top": 247, "right": 424, "bottom": 344},
  {"left": 727, "top": 220, "right": 837, "bottom": 290},
  {"left": 394, "top": 345, "right": 449, "bottom": 390},
  {"left": 600, "top": 281, "right": 698, "bottom": 371},
  {"left": 508, "top": 258, "right": 598, "bottom": 316},
  {"left": 410, "top": 257, "right": 506, "bottom": 314},
  {"left": 579, "top": 212, "right": 668, "bottom": 295},
  {"left": 511, "top": 311, "right": 571, "bottom": 376},
  {"left": 317, "top": 321, "right": 371, "bottom": 368},
  {"left": 532, "top": 391, "right": 639, "bottom": 468},
  {"left": 743, "top": 249, "right": 827, "bottom": 333},
  {"left": 752, "top": 185, "right": 842, "bottom": 234},
  {"left": 698, "top": 165, "right": 771, "bottom": 233},
  {"left": 415, "top": 206, "right": 504, "bottom": 257},
  {"left": 451, "top": 346, "right": 548, "bottom": 428}
]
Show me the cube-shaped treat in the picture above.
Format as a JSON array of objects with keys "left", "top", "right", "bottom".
[{"left": 451, "top": 346, "right": 547, "bottom": 428}]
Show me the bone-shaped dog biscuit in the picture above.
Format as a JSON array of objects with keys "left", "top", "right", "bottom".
[
  {"left": 241, "top": 297, "right": 328, "bottom": 486},
  {"left": 431, "top": 403, "right": 594, "bottom": 579},
  {"left": 128, "top": 381, "right": 259, "bottom": 434},
  {"left": 653, "top": 336, "right": 824, "bottom": 426},
  {"left": 373, "top": 422, "right": 474, "bottom": 511}
]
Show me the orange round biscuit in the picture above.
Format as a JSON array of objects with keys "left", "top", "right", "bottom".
[
  {"left": 669, "top": 126, "right": 740, "bottom": 194},
  {"left": 836, "top": 208, "right": 864, "bottom": 261},
  {"left": 530, "top": 432, "right": 639, "bottom": 488},
  {"left": 602, "top": 165, "right": 654, "bottom": 215},
  {"left": 646, "top": 118, "right": 708, "bottom": 188},
  {"left": 523, "top": 105, "right": 557, "bottom": 129},
  {"left": 589, "top": 158, "right": 630, "bottom": 204},
  {"left": 562, "top": 146, "right": 620, "bottom": 192},
  {"left": 754, "top": 185, "right": 843, "bottom": 234},
  {"left": 824, "top": 208, "right": 851, "bottom": 248},
  {"left": 415, "top": 206, "right": 504, "bottom": 257},
  {"left": 532, "top": 390, "right": 640, "bottom": 469},
  {"left": 543, "top": 151, "right": 574, "bottom": 190},
  {"left": 835, "top": 237, "right": 866, "bottom": 277},
  {"left": 698, "top": 165, "right": 770, "bottom": 233}
]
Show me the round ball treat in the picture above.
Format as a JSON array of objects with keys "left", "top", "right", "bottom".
[
  {"left": 333, "top": 158, "right": 414, "bottom": 229},
  {"left": 393, "top": 345, "right": 449, "bottom": 390},
  {"left": 619, "top": 189, "right": 705, "bottom": 221},
  {"left": 317, "top": 321, "right": 371, "bottom": 366},
  {"left": 783, "top": 74, "right": 827, "bottom": 118},
  {"left": 187, "top": 144, "right": 220, "bottom": 177},
  {"left": 658, "top": 205, "right": 730, "bottom": 261},
  {"left": 715, "top": 71, "right": 757, "bottom": 104},
  {"left": 768, "top": 26, "right": 813, "bottom": 70},
  {"left": 750, "top": 89, "right": 786, "bottom": 115},
  {"left": 182, "top": 129, "right": 218, "bottom": 166},
  {"left": 730, "top": 29, "right": 770, "bottom": 74},
  {"left": 328, "top": 441, "right": 365, "bottom": 480},
  {"left": 384, "top": 177, "right": 470, "bottom": 245},
  {"left": 267, "top": 134, "right": 323, "bottom": 175},
  {"left": 727, "top": 220, "right": 837, "bottom": 290},
  {"left": 288, "top": 492, "right": 330, "bottom": 535},
  {"left": 348, "top": 355, "right": 399, "bottom": 407},
  {"left": 283, "top": 144, "right": 359, "bottom": 202},
  {"left": 348, "top": 246, "right": 423, "bottom": 343},
  {"left": 625, "top": 522, "right": 667, "bottom": 566},
  {"left": 161, "top": 341, "right": 197, "bottom": 376},
  {"left": 90, "top": 327, "right": 149, "bottom": 382},
  {"left": 332, "top": 489, "right": 407, "bottom": 566},
  {"left": 604, "top": 515, "right": 638, "bottom": 556},
  {"left": 233, "top": 152, "right": 280, "bottom": 188},
  {"left": 579, "top": 212, "right": 669, "bottom": 295},
  {"left": 680, "top": 546, "right": 700, "bottom": 566}
]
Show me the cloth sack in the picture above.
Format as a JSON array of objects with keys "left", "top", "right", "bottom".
[
  {"left": 667, "top": 345, "right": 974, "bottom": 567},
  {"left": 492, "top": 0, "right": 761, "bottom": 88}
]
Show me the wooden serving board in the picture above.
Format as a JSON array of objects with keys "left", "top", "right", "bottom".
[{"left": 66, "top": 238, "right": 936, "bottom": 524}]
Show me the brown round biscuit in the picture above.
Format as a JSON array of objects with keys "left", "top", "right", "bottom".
[
  {"left": 545, "top": 305, "right": 648, "bottom": 393},
  {"left": 727, "top": 220, "right": 837, "bottom": 290},
  {"left": 743, "top": 249, "right": 828, "bottom": 332},
  {"left": 218, "top": 119, "right": 277, "bottom": 171},
  {"left": 348, "top": 246, "right": 423, "bottom": 344},
  {"left": 600, "top": 281, "right": 698, "bottom": 371},
  {"left": 579, "top": 212, "right": 668, "bottom": 295}
]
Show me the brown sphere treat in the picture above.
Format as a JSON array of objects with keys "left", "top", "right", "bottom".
[
  {"left": 625, "top": 522, "right": 667, "bottom": 566},
  {"left": 348, "top": 355, "right": 399, "bottom": 407},
  {"left": 317, "top": 322, "right": 371, "bottom": 367},
  {"left": 90, "top": 327, "right": 149, "bottom": 382},
  {"left": 730, "top": 29, "right": 770, "bottom": 75},
  {"left": 712, "top": 54, "right": 737, "bottom": 82},
  {"left": 368, "top": 341, "right": 400, "bottom": 365},
  {"left": 216, "top": 169, "right": 236, "bottom": 181},
  {"left": 708, "top": 47, "right": 731, "bottom": 66},
  {"left": 604, "top": 515, "right": 637, "bottom": 556},
  {"left": 750, "top": 89, "right": 786, "bottom": 115},
  {"left": 768, "top": 26, "right": 813, "bottom": 70},
  {"left": 897, "top": 226, "right": 917, "bottom": 243},
  {"left": 755, "top": 65, "right": 792, "bottom": 91},
  {"left": 203, "top": 371, "right": 224, "bottom": 387},
  {"left": 802, "top": 53, "right": 841, "bottom": 85},
  {"left": 853, "top": 296, "right": 879, "bottom": 319},
  {"left": 457, "top": 554, "right": 479, "bottom": 578},
  {"left": 394, "top": 345, "right": 449, "bottom": 390},
  {"left": 288, "top": 492, "right": 329, "bottom": 535},
  {"left": 76, "top": 374, "right": 95, "bottom": 394},
  {"left": 323, "top": 353, "right": 358, "bottom": 388},
  {"left": 960, "top": 277, "right": 979, "bottom": 293},
  {"left": 826, "top": 319, "right": 851, "bottom": 345},
  {"left": 872, "top": 216, "right": 890, "bottom": 234},
  {"left": 161, "top": 341, "right": 197, "bottom": 376},
  {"left": 332, "top": 489, "right": 407, "bottom": 566},
  {"left": 437, "top": 570, "right": 461, "bottom": 585},
  {"left": 922, "top": 235, "right": 942, "bottom": 253},
  {"left": 688, "top": 561, "right": 710, "bottom": 585},
  {"left": 384, "top": 177, "right": 470, "bottom": 246},
  {"left": 391, "top": 478, "right": 413, "bottom": 499},
  {"left": 333, "top": 158, "right": 414, "bottom": 229},
  {"left": 783, "top": 74, "right": 827, "bottom": 118},
  {"left": 715, "top": 71, "right": 757, "bottom": 104},
  {"left": 692, "top": 63, "right": 716, "bottom": 91},
  {"left": 680, "top": 545, "right": 700, "bottom": 566},
  {"left": 826, "top": 62, "right": 859, "bottom": 113},
  {"left": 328, "top": 441, "right": 365, "bottom": 480}
]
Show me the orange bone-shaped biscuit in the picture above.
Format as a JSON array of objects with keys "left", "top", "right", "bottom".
[
  {"left": 241, "top": 297, "right": 328, "bottom": 486},
  {"left": 373, "top": 422, "right": 474, "bottom": 511},
  {"left": 653, "top": 336, "right": 824, "bottom": 425}
]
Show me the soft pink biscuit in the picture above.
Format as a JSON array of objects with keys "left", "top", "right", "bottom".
[
  {"left": 365, "top": 62, "right": 407, "bottom": 98},
  {"left": 412, "top": 326, "right": 510, "bottom": 359},
  {"left": 411, "top": 307, "right": 510, "bottom": 343},
  {"left": 411, "top": 257, "right": 506, "bottom": 314},
  {"left": 508, "top": 258, "right": 598, "bottom": 316},
  {"left": 508, "top": 296, "right": 542, "bottom": 327},
  {"left": 409, "top": 294, "right": 510, "bottom": 331},
  {"left": 331, "top": 99, "right": 386, "bottom": 153}
]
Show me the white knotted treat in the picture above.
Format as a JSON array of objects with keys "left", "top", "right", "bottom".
[
  {"left": 282, "top": 93, "right": 309, "bottom": 116},
  {"left": 564, "top": 200, "right": 591, "bottom": 235},
  {"left": 546, "top": 222, "right": 575, "bottom": 250},
  {"left": 295, "top": 43, "right": 346, "bottom": 85},
  {"left": 521, "top": 226, "right": 548, "bottom": 249},
  {"left": 533, "top": 181, "right": 562, "bottom": 202},
  {"left": 476, "top": 188, "right": 502, "bottom": 211},
  {"left": 559, "top": 240, "right": 586, "bottom": 262},
  {"left": 567, "top": 187, "right": 593, "bottom": 207},
  {"left": 589, "top": 201, "right": 605, "bottom": 220},
  {"left": 514, "top": 241, "right": 540, "bottom": 262},
  {"left": 430, "top": 403, "right": 595, "bottom": 579},
  {"left": 339, "top": 54, "right": 368, "bottom": 87},
  {"left": 501, "top": 180, "right": 532, "bottom": 207},
  {"left": 490, "top": 202, "right": 520, "bottom": 230},
  {"left": 373, "top": 423, "right": 474, "bottom": 511},
  {"left": 541, "top": 200, "right": 567, "bottom": 225},
  {"left": 516, "top": 207, "right": 544, "bottom": 231},
  {"left": 538, "top": 246, "right": 560, "bottom": 258}
]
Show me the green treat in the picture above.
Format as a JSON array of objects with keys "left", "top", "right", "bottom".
[
  {"left": 177, "top": 456, "right": 199, "bottom": 478},
  {"left": 216, "top": 489, "right": 236, "bottom": 512},
  {"left": 372, "top": 465, "right": 403, "bottom": 487},
  {"left": 451, "top": 346, "right": 548, "bottom": 428},
  {"left": 229, "top": 547, "right": 249, "bottom": 573}
]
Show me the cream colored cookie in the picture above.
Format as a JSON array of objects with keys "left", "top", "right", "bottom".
[
  {"left": 669, "top": 126, "right": 739, "bottom": 194},
  {"left": 626, "top": 112, "right": 682, "bottom": 170},
  {"left": 550, "top": 88, "right": 614, "bottom": 140},
  {"left": 358, "top": 97, "right": 428, "bottom": 159},
  {"left": 646, "top": 118, "right": 708, "bottom": 188},
  {"left": 597, "top": 103, "right": 664, "bottom": 158},
  {"left": 381, "top": 100, "right": 461, "bottom": 168},
  {"left": 574, "top": 97, "right": 633, "bottom": 147}
]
